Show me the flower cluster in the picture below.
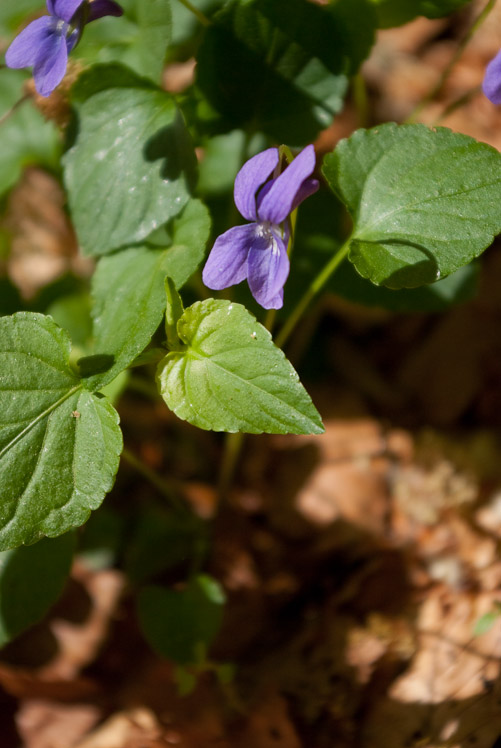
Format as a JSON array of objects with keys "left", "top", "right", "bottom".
[
  {"left": 5, "top": 0, "right": 123, "bottom": 97},
  {"left": 203, "top": 145, "right": 318, "bottom": 310}
]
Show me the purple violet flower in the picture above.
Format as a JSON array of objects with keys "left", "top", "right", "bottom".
[
  {"left": 202, "top": 145, "right": 319, "bottom": 310},
  {"left": 5, "top": 0, "right": 123, "bottom": 97},
  {"left": 483, "top": 49, "right": 501, "bottom": 105}
]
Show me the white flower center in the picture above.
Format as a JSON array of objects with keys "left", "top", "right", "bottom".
[{"left": 255, "top": 221, "right": 280, "bottom": 255}]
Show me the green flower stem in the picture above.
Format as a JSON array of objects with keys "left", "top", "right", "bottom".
[
  {"left": 175, "top": 0, "right": 210, "bottom": 25},
  {"left": 218, "top": 431, "right": 245, "bottom": 499},
  {"left": 121, "top": 447, "right": 186, "bottom": 512},
  {"left": 353, "top": 72, "right": 369, "bottom": 128},
  {"left": 406, "top": 0, "right": 496, "bottom": 123},
  {"left": 275, "top": 237, "right": 351, "bottom": 349},
  {"left": 434, "top": 84, "right": 482, "bottom": 125},
  {"left": 0, "top": 93, "right": 30, "bottom": 128}
]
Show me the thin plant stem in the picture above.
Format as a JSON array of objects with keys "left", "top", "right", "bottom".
[
  {"left": 275, "top": 238, "right": 351, "bottom": 349},
  {"left": 121, "top": 447, "right": 186, "bottom": 512},
  {"left": 175, "top": 0, "right": 210, "bottom": 26},
  {"left": 434, "top": 84, "right": 482, "bottom": 124},
  {"left": 127, "top": 375, "right": 160, "bottom": 401},
  {"left": 264, "top": 307, "right": 276, "bottom": 332},
  {"left": 218, "top": 431, "right": 245, "bottom": 499},
  {"left": 0, "top": 93, "right": 30, "bottom": 128},
  {"left": 353, "top": 72, "right": 369, "bottom": 128},
  {"left": 406, "top": 0, "right": 496, "bottom": 123}
]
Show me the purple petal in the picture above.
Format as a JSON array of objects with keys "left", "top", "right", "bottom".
[
  {"left": 202, "top": 224, "right": 256, "bottom": 290},
  {"left": 258, "top": 145, "right": 316, "bottom": 225},
  {"left": 33, "top": 30, "right": 68, "bottom": 96},
  {"left": 234, "top": 147, "right": 279, "bottom": 222},
  {"left": 483, "top": 49, "right": 501, "bottom": 105},
  {"left": 290, "top": 177, "right": 319, "bottom": 212},
  {"left": 5, "top": 17, "right": 52, "bottom": 69},
  {"left": 247, "top": 227, "right": 289, "bottom": 310},
  {"left": 87, "top": 0, "right": 123, "bottom": 21},
  {"left": 47, "top": 0, "right": 84, "bottom": 22}
]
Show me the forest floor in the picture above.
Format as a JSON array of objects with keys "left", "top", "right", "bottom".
[{"left": 3, "top": 1, "right": 501, "bottom": 746}]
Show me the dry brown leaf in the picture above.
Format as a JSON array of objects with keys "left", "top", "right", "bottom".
[{"left": 17, "top": 700, "right": 100, "bottom": 748}]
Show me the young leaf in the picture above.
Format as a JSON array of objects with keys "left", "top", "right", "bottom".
[
  {"left": 156, "top": 299, "right": 324, "bottom": 434},
  {"left": 86, "top": 200, "right": 210, "bottom": 391},
  {"left": 164, "top": 277, "right": 184, "bottom": 350},
  {"left": 0, "top": 313, "right": 122, "bottom": 550},
  {"left": 323, "top": 124, "right": 501, "bottom": 289},
  {"left": 0, "top": 533, "right": 75, "bottom": 647},
  {"left": 196, "top": 0, "right": 376, "bottom": 144},
  {"left": 138, "top": 575, "right": 226, "bottom": 664},
  {"left": 63, "top": 85, "right": 196, "bottom": 256}
]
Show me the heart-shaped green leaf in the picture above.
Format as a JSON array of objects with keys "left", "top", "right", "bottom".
[
  {"left": 86, "top": 199, "right": 210, "bottom": 390},
  {"left": 196, "top": 0, "right": 376, "bottom": 144},
  {"left": 323, "top": 124, "right": 501, "bottom": 288},
  {"left": 138, "top": 575, "right": 225, "bottom": 664},
  {"left": 157, "top": 299, "right": 324, "bottom": 434},
  {"left": 63, "top": 85, "right": 196, "bottom": 256},
  {"left": 74, "top": 0, "right": 172, "bottom": 83},
  {"left": 0, "top": 313, "right": 122, "bottom": 550},
  {"left": 0, "top": 533, "right": 75, "bottom": 646}
]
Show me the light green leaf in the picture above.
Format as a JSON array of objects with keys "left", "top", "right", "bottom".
[
  {"left": 0, "top": 533, "right": 75, "bottom": 646},
  {"left": 323, "top": 124, "right": 501, "bottom": 289},
  {"left": 126, "top": 0, "right": 172, "bottom": 81},
  {"left": 86, "top": 199, "right": 210, "bottom": 390},
  {"left": 157, "top": 299, "right": 324, "bottom": 434},
  {"left": 0, "top": 0, "right": 47, "bottom": 37},
  {"left": 138, "top": 574, "right": 226, "bottom": 664},
  {"left": 63, "top": 85, "right": 196, "bottom": 256},
  {"left": 73, "top": 0, "right": 171, "bottom": 83},
  {"left": 164, "top": 277, "right": 184, "bottom": 350},
  {"left": 0, "top": 313, "right": 123, "bottom": 550},
  {"left": 0, "top": 69, "right": 59, "bottom": 197}
]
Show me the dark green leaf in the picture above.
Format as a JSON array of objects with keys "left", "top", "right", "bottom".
[
  {"left": 0, "top": 278, "right": 22, "bottom": 317},
  {"left": 63, "top": 85, "right": 196, "bottom": 256},
  {"left": 0, "top": 313, "right": 123, "bottom": 550},
  {"left": 86, "top": 200, "right": 210, "bottom": 390},
  {"left": 138, "top": 575, "right": 225, "bottom": 664},
  {"left": 125, "top": 510, "right": 207, "bottom": 585},
  {"left": 369, "top": 0, "right": 471, "bottom": 27},
  {"left": 157, "top": 299, "right": 324, "bottom": 434},
  {"left": 0, "top": 534, "right": 75, "bottom": 646},
  {"left": 330, "top": 261, "right": 479, "bottom": 312},
  {"left": 196, "top": 0, "right": 376, "bottom": 143},
  {"left": 323, "top": 124, "right": 501, "bottom": 289}
]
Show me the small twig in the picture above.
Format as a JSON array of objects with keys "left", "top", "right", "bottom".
[
  {"left": 406, "top": 0, "right": 496, "bottom": 123},
  {"left": 175, "top": 0, "right": 211, "bottom": 26},
  {"left": 218, "top": 432, "right": 245, "bottom": 500},
  {"left": 0, "top": 93, "right": 31, "bottom": 127},
  {"left": 434, "top": 84, "right": 482, "bottom": 125},
  {"left": 121, "top": 447, "right": 187, "bottom": 512}
]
